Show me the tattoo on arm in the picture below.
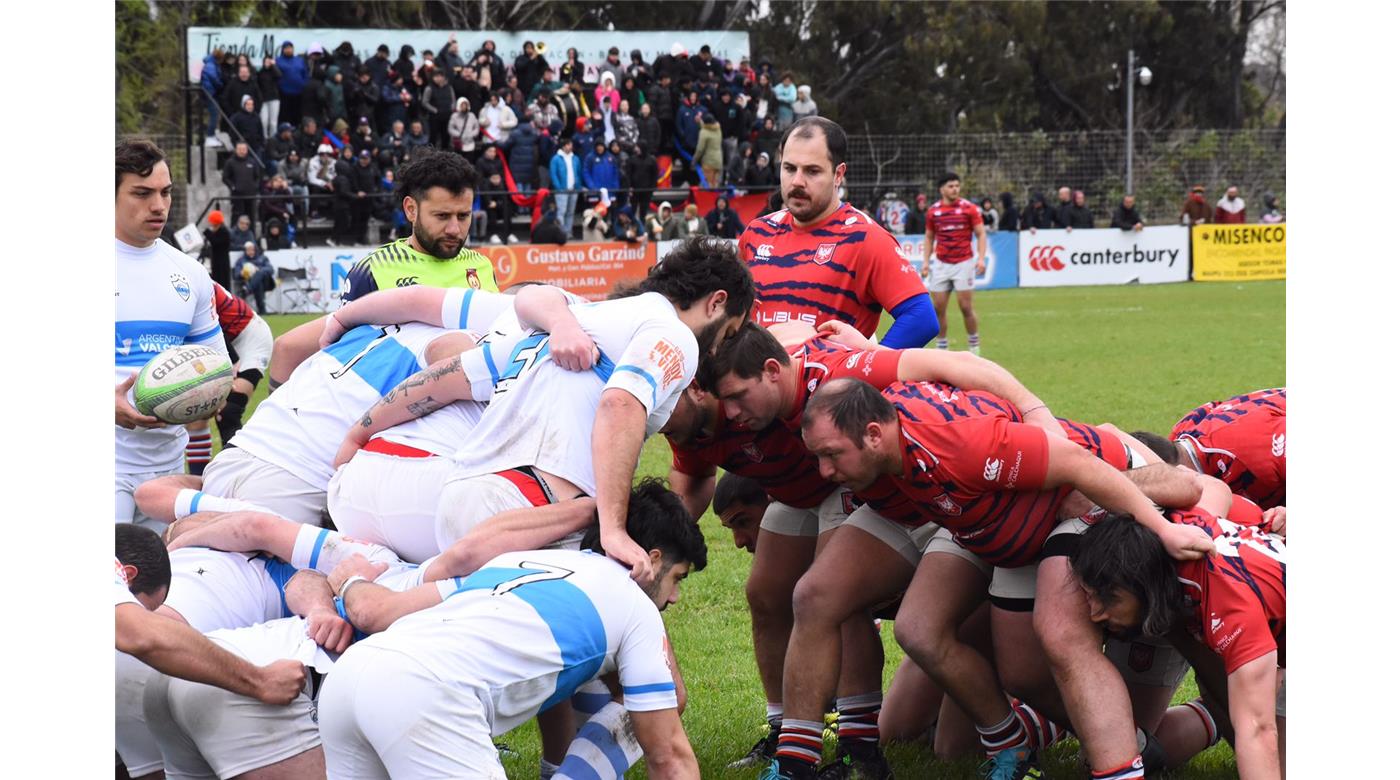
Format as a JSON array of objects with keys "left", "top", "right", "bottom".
[
  {"left": 406, "top": 395, "right": 446, "bottom": 416},
  {"left": 359, "top": 413, "right": 374, "bottom": 428},
  {"left": 427, "top": 355, "right": 462, "bottom": 380}
]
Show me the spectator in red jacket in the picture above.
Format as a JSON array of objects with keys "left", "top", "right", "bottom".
[{"left": 1215, "top": 185, "right": 1247, "bottom": 224}]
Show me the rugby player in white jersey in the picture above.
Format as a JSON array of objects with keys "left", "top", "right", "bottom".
[
  {"left": 332, "top": 236, "right": 756, "bottom": 580},
  {"left": 132, "top": 287, "right": 560, "bottom": 527},
  {"left": 114, "top": 524, "right": 307, "bottom": 779},
  {"left": 115, "top": 139, "right": 227, "bottom": 531},
  {"left": 318, "top": 479, "right": 707, "bottom": 779}
]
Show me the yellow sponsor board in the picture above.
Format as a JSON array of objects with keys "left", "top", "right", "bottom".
[{"left": 1191, "top": 223, "right": 1286, "bottom": 281}]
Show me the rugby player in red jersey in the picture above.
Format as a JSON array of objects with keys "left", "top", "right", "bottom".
[
  {"left": 739, "top": 117, "right": 937, "bottom": 349},
  {"left": 1169, "top": 388, "right": 1286, "bottom": 509},
  {"left": 774, "top": 379, "right": 1210, "bottom": 780},
  {"left": 922, "top": 172, "right": 988, "bottom": 354},
  {"left": 1073, "top": 493, "right": 1286, "bottom": 780}
]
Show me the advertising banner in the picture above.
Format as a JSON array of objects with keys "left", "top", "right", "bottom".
[
  {"left": 896, "top": 232, "right": 1019, "bottom": 290},
  {"left": 1017, "top": 226, "right": 1189, "bottom": 288},
  {"left": 1191, "top": 223, "right": 1286, "bottom": 281},
  {"left": 188, "top": 28, "right": 750, "bottom": 83},
  {"left": 480, "top": 241, "right": 657, "bottom": 300},
  {"left": 262, "top": 246, "right": 362, "bottom": 313}
]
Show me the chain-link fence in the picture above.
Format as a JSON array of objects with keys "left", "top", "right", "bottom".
[{"left": 843, "top": 129, "right": 1285, "bottom": 226}]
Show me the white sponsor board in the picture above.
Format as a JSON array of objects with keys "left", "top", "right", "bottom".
[
  {"left": 261, "top": 246, "right": 369, "bottom": 313},
  {"left": 1017, "top": 226, "right": 1189, "bottom": 288},
  {"left": 188, "top": 28, "right": 750, "bottom": 83}
]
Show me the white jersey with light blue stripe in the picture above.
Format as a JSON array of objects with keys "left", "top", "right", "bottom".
[
  {"left": 451, "top": 292, "right": 699, "bottom": 496},
  {"left": 229, "top": 290, "right": 512, "bottom": 487},
  {"left": 115, "top": 238, "right": 225, "bottom": 473},
  {"left": 161, "top": 548, "right": 294, "bottom": 633},
  {"left": 354, "top": 549, "right": 677, "bottom": 734}
]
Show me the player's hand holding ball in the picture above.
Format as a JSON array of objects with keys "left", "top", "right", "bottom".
[{"left": 116, "top": 372, "right": 165, "bottom": 429}]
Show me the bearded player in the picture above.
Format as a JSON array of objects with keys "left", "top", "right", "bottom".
[{"left": 739, "top": 116, "right": 937, "bottom": 349}]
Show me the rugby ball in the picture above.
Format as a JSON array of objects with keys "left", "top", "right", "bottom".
[{"left": 134, "top": 345, "right": 235, "bottom": 424}]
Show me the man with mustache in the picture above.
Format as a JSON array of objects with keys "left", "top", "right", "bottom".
[{"left": 738, "top": 116, "right": 937, "bottom": 350}]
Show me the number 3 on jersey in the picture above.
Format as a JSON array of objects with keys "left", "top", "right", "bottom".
[{"left": 493, "top": 332, "right": 551, "bottom": 396}]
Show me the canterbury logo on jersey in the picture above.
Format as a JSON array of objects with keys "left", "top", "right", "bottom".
[
  {"left": 755, "top": 244, "right": 773, "bottom": 259},
  {"left": 396, "top": 276, "right": 419, "bottom": 287},
  {"left": 983, "top": 458, "right": 1003, "bottom": 481},
  {"left": 1271, "top": 433, "right": 1285, "bottom": 457}
]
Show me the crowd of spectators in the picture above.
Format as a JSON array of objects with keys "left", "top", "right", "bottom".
[
  {"left": 200, "top": 36, "right": 819, "bottom": 246},
  {"left": 871, "top": 183, "right": 1283, "bottom": 238}
]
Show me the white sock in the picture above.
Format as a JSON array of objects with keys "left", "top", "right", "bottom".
[
  {"left": 539, "top": 757, "right": 560, "bottom": 779},
  {"left": 555, "top": 701, "right": 643, "bottom": 780},
  {"left": 173, "top": 489, "right": 264, "bottom": 519}
]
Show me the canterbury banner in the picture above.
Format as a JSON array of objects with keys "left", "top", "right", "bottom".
[
  {"left": 1191, "top": 223, "right": 1286, "bottom": 281},
  {"left": 1018, "top": 227, "right": 1190, "bottom": 288},
  {"left": 482, "top": 241, "right": 657, "bottom": 300}
]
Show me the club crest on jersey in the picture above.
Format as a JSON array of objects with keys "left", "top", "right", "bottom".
[
  {"left": 808, "top": 378, "right": 819, "bottom": 392},
  {"left": 466, "top": 268, "right": 482, "bottom": 289},
  {"left": 933, "top": 492, "right": 962, "bottom": 516},
  {"left": 814, "top": 243, "right": 836, "bottom": 265},
  {"left": 170, "top": 273, "right": 191, "bottom": 301},
  {"left": 742, "top": 443, "right": 763, "bottom": 462},
  {"left": 1127, "top": 641, "right": 1154, "bottom": 672}
]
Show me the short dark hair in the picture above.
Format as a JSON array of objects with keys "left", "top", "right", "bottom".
[
  {"left": 802, "top": 378, "right": 895, "bottom": 444},
  {"left": 778, "top": 116, "right": 847, "bottom": 169},
  {"left": 1070, "top": 513, "right": 1185, "bottom": 638},
  {"left": 937, "top": 171, "right": 961, "bottom": 188},
  {"left": 115, "top": 138, "right": 167, "bottom": 191},
  {"left": 394, "top": 149, "right": 482, "bottom": 203},
  {"left": 622, "top": 235, "right": 754, "bottom": 317},
  {"left": 583, "top": 478, "right": 708, "bottom": 572},
  {"left": 115, "top": 524, "right": 171, "bottom": 597},
  {"left": 713, "top": 472, "right": 769, "bottom": 517},
  {"left": 1130, "top": 431, "right": 1180, "bottom": 465},
  {"left": 695, "top": 321, "right": 789, "bottom": 394}
]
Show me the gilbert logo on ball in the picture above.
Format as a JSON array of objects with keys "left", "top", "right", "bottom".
[{"left": 134, "top": 345, "right": 235, "bottom": 424}]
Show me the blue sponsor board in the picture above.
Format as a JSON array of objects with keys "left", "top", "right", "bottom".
[{"left": 894, "top": 233, "right": 1019, "bottom": 290}]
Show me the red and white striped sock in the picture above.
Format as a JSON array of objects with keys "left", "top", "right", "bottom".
[
  {"left": 1011, "top": 698, "right": 1067, "bottom": 750},
  {"left": 185, "top": 431, "right": 212, "bottom": 476},
  {"left": 977, "top": 710, "right": 1030, "bottom": 757},
  {"left": 775, "top": 718, "right": 824, "bottom": 768},
  {"left": 835, "top": 692, "right": 881, "bottom": 746}
]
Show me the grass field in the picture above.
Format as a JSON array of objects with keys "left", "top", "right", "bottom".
[{"left": 250, "top": 280, "right": 1283, "bottom": 778}]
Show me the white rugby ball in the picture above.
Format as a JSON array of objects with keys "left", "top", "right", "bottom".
[{"left": 134, "top": 345, "right": 235, "bottom": 424}]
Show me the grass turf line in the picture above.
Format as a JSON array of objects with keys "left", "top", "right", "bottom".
[{"left": 248, "top": 280, "right": 1281, "bottom": 778}]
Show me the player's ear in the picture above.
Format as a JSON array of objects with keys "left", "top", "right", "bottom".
[
  {"left": 402, "top": 195, "right": 417, "bottom": 222},
  {"left": 762, "top": 358, "right": 783, "bottom": 381},
  {"left": 648, "top": 548, "right": 665, "bottom": 569},
  {"left": 833, "top": 162, "right": 846, "bottom": 185},
  {"left": 706, "top": 289, "right": 728, "bottom": 318},
  {"left": 863, "top": 420, "right": 883, "bottom": 449},
  {"left": 121, "top": 564, "right": 138, "bottom": 587}
]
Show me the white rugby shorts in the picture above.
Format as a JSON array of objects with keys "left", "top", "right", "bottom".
[
  {"left": 202, "top": 447, "right": 325, "bottom": 526},
  {"left": 927, "top": 258, "right": 977, "bottom": 293},
  {"left": 758, "top": 489, "right": 854, "bottom": 537}
]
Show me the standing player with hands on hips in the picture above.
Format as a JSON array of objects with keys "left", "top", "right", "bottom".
[{"left": 923, "top": 171, "right": 987, "bottom": 354}]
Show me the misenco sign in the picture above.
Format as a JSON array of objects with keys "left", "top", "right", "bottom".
[{"left": 1018, "top": 227, "right": 1190, "bottom": 287}]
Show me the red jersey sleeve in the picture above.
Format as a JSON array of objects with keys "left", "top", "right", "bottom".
[
  {"left": 828, "top": 347, "right": 902, "bottom": 388},
  {"left": 1196, "top": 564, "right": 1279, "bottom": 674},
  {"left": 853, "top": 226, "right": 927, "bottom": 312},
  {"left": 668, "top": 439, "right": 717, "bottom": 478},
  {"left": 968, "top": 201, "right": 985, "bottom": 227},
  {"left": 935, "top": 417, "right": 1051, "bottom": 494}
]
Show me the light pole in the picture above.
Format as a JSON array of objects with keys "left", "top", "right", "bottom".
[{"left": 1126, "top": 49, "right": 1152, "bottom": 193}]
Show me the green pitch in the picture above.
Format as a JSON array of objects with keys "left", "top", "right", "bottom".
[{"left": 250, "top": 280, "right": 1283, "bottom": 778}]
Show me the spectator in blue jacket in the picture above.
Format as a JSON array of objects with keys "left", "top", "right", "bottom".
[
  {"left": 200, "top": 51, "right": 225, "bottom": 144},
  {"left": 582, "top": 139, "right": 620, "bottom": 196},
  {"left": 550, "top": 137, "right": 584, "bottom": 234},
  {"left": 501, "top": 121, "right": 542, "bottom": 191},
  {"left": 705, "top": 195, "right": 742, "bottom": 239},
  {"left": 675, "top": 91, "right": 703, "bottom": 154},
  {"left": 275, "top": 40, "right": 309, "bottom": 128}
]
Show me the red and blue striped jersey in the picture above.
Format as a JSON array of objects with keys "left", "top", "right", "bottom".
[
  {"left": 1171, "top": 388, "right": 1286, "bottom": 509},
  {"left": 779, "top": 337, "right": 904, "bottom": 432},
  {"left": 740, "top": 203, "right": 927, "bottom": 337},
  {"left": 212, "top": 283, "right": 255, "bottom": 342},
  {"left": 926, "top": 198, "right": 983, "bottom": 263},
  {"left": 1170, "top": 505, "right": 1286, "bottom": 673},
  {"left": 670, "top": 416, "right": 834, "bottom": 509},
  {"left": 860, "top": 382, "right": 1129, "bottom": 567}
]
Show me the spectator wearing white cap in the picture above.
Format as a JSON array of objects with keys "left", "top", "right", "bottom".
[
  {"left": 307, "top": 143, "right": 337, "bottom": 219},
  {"left": 793, "top": 84, "right": 819, "bottom": 121}
]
